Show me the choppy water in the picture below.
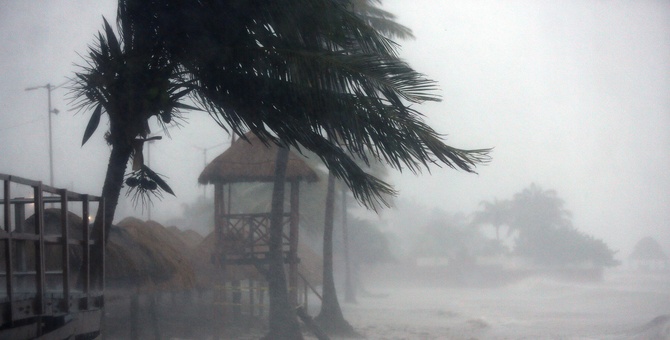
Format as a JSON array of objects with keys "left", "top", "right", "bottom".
[{"left": 325, "top": 269, "right": 670, "bottom": 340}]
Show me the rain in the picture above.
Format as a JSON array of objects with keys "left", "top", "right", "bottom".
[{"left": 0, "top": 1, "right": 668, "bottom": 339}]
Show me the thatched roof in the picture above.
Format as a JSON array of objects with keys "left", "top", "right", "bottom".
[
  {"left": 166, "top": 225, "right": 204, "bottom": 249},
  {"left": 198, "top": 132, "right": 318, "bottom": 184},
  {"left": 22, "top": 211, "right": 196, "bottom": 292},
  {"left": 107, "top": 217, "right": 196, "bottom": 291}
]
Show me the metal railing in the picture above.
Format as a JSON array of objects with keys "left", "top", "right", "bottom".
[{"left": 0, "top": 174, "right": 104, "bottom": 327}]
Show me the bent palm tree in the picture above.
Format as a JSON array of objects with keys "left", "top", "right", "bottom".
[
  {"left": 472, "top": 198, "right": 511, "bottom": 241},
  {"left": 72, "top": 1, "right": 490, "bottom": 338}
]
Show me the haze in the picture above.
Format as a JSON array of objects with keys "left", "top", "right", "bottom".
[{"left": 0, "top": 1, "right": 668, "bottom": 259}]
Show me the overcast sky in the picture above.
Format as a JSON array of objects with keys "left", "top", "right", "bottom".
[{"left": 0, "top": 1, "right": 668, "bottom": 256}]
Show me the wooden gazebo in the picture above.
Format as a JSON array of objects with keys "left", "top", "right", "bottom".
[{"left": 198, "top": 133, "right": 318, "bottom": 305}]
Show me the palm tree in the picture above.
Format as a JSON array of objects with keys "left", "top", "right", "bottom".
[
  {"left": 316, "top": 1, "right": 413, "bottom": 332},
  {"left": 472, "top": 198, "right": 511, "bottom": 241},
  {"left": 71, "top": 1, "right": 491, "bottom": 338}
]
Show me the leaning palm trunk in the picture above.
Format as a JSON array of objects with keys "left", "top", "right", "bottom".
[
  {"left": 95, "top": 140, "right": 133, "bottom": 241},
  {"left": 91, "top": 139, "right": 133, "bottom": 280},
  {"left": 342, "top": 186, "right": 355, "bottom": 303},
  {"left": 264, "top": 145, "right": 303, "bottom": 340},
  {"left": 315, "top": 172, "right": 355, "bottom": 335}
]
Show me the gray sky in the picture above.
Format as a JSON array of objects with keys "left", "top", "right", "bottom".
[{"left": 0, "top": 1, "right": 668, "bottom": 256}]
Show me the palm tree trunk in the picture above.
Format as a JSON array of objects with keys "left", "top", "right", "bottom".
[
  {"left": 342, "top": 186, "right": 355, "bottom": 303},
  {"left": 91, "top": 139, "right": 133, "bottom": 282},
  {"left": 315, "top": 172, "right": 354, "bottom": 335},
  {"left": 95, "top": 140, "right": 133, "bottom": 241},
  {"left": 264, "top": 145, "right": 303, "bottom": 340}
]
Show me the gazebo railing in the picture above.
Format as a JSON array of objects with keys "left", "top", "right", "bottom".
[{"left": 217, "top": 212, "right": 295, "bottom": 264}]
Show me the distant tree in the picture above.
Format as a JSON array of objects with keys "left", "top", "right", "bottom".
[
  {"left": 347, "top": 217, "right": 394, "bottom": 265},
  {"left": 629, "top": 236, "right": 668, "bottom": 269},
  {"left": 510, "top": 183, "right": 571, "bottom": 238},
  {"left": 472, "top": 198, "right": 511, "bottom": 241},
  {"left": 507, "top": 184, "right": 618, "bottom": 267}
]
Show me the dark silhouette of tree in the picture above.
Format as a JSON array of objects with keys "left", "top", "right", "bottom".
[
  {"left": 316, "top": 1, "right": 413, "bottom": 332},
  {"left": 71, "top": 1, "right": 490, "bottom": 338},
  {"left": 315, "top": 171, "right": 356, "bottom": 335},
  {"left": 472, "top": 198, "right": 511, "bottom": 241},
  {"left": 509, "top": 183, "right": 572, "bottom": 259},
  {"left": 629, "top": 236, "right": 668, "bottom": 269},
  {"left": 506, "top": 184, "right": 617, "bottom": 267}
]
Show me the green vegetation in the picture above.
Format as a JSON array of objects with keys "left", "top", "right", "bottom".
[
  {"left": 71, "top": 1, "right": 489, "bottom": 337},
  {"left": 473, "top": 183, "right": 619, "bottom": 268}
]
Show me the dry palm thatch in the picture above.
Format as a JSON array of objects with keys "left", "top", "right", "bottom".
[
  {"left": 166, "top": 225, "right": 204, "bottom": 249},
  {"left": 106, "top": 217, "right": 196, "bottom": 292},
  {"left": 198, "top": 132, "right": 318, "bottom": 185}
]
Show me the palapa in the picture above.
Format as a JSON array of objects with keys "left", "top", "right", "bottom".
[
  {"left": 106, "top": 217, "right": 196, "bottom": 292},
  {"left": 198, "top": 132, "right": 318, "bottom": 184}
]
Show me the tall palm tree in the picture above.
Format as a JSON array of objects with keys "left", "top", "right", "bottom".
[
  {"left": 472, "top": 198, "right": 511, "bottom": 241},
  {"left": 316, "top": 1, "right": 412, "bottom": 332},
  {"left": 72, "top": 1, "right": 490, "bottom": 338}
]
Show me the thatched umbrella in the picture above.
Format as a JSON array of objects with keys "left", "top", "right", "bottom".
[
  {"left": 198, "top": 132, "right": 318, "bottom": 185},
  {"left": 166, "top": 225, "right": 204, "bottom": 249},
  {"left": 106, "top": 217, "right": 196, "bottom": 292}
]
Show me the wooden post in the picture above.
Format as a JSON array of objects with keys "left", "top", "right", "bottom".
[
  {"left": 249, "top": 279, "right": 255, "bottom": 318},
  {"left": 130, "top": 293, "right": 139, "bottom": 340},
  {"left": 33, "top": 183, "right": 46, "bottom": 315},
  {"left": 258, "top": 281, "right": 266, "bottom": 318},
  {"left": 232, "top": 279, "right": 242, "bottom": 320},
  {"left": 214, "top": 183, "right": 224, "bottom": 252},
  {"left": 82, "top": 195, "right": 90, "bottom": 309},
  {"left": 289, "top": 181, "right": 299, "bottom": 306},
  {"left": 3, "top": 179, "right": 14, "bottom": 323},
  {"left": 150, "top": 292, "right": 161, "bottom": 340},
  {"left": 99, "top": 198, "right": 105, "bottom": 294},
  {"left": 59, "top": 189, "right": 70, "bottom": 313}
]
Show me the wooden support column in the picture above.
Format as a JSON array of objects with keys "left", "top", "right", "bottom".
[
  {"left": 213, "top": 182, "right": 227, "bottom": 334},
  {"left": 82, "top": 195, "right": 90, "bottom": 309},
  {"left": 3, "top": 179, "right": 14, "bottom": 323},
  {"left": 289, "top": 180, "right": 299, "bottom": 306},
  {"left": 33, "top": 183, "right": 46, "bottom": 315},
  {"left": 59, "top": 189, "right": 70, "bottom": 313},
  {"left": 214, "top": 183, "right": 224, "bottom": 250}
]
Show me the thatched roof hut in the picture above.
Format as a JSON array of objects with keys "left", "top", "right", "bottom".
[
  {"left": 106, "top": 217, "right": 196, "bottom": 292},
  {"left": 198, "top": 132, "right": 318, "bottom": 184}
]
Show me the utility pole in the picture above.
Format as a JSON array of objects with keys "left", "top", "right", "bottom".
[
  {"left": 25, "top": 82, "right": 65, "bottom": 188},
  {"left": 194, "top": 142, "right": 227, "bottom": 198}
]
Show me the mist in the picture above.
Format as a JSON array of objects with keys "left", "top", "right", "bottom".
[{"left": 0, "top": 1, "right": 668, "bottom": 339}]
